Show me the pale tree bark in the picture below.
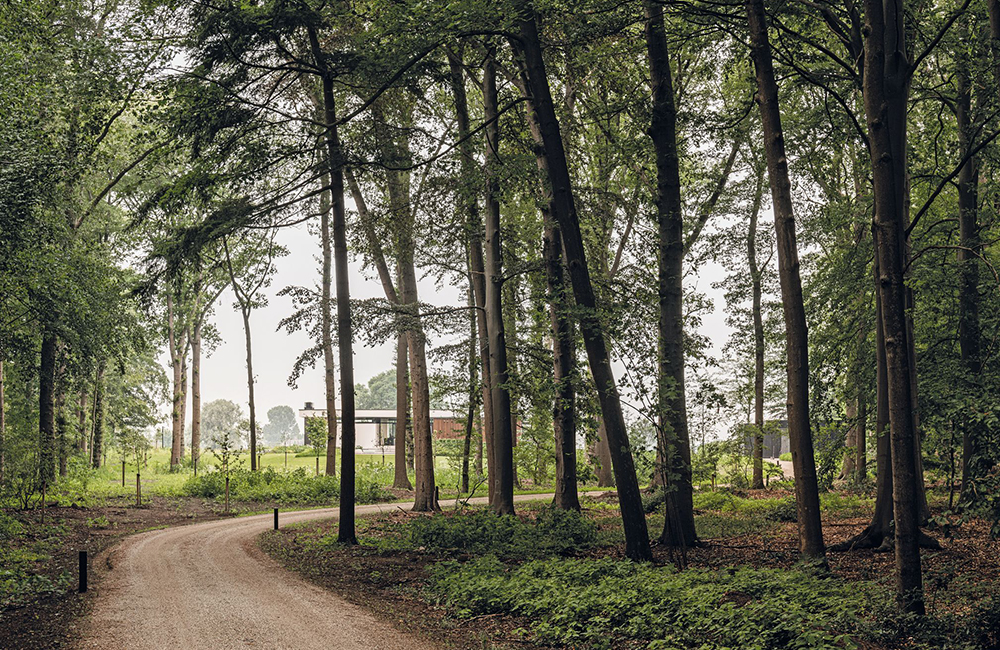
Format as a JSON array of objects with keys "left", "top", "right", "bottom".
[
  {"left": 746, "top": 0, "right": 825, "bottom": 560},
  {"left": 483, "top": 49, "right": 515, "bottom": 515},
  {"left": 77, "top": 388, "right": 88, "bottom": 456},
  {"left": 841, "top": 400, "right": 859, "bottom": 480},
  {"left": 180, "top": 353, "right": 188, "bottom": 460},
  {"left": 512, "top": 1, "right": 651, "bottom": 560},
  {"left": 462, "top": 286, "right": 477, "bottom": 494},
  {"left": 308, "top": 25, "right": 358, "bottom": 542},
  {"left": 166, "top": 294, "right": 187, "bottom": 470},
  {"left": 644, "top": 0, "right": 696, "bottom": 546},
  {"left": 746, "top": 170, "right": 767, "bottom": 490},
  {"left": 320, "top": 170, "right": 339, "bottom": 477},
  {"left": 191, "top": 319, "right": 203, "bottom": 467},
  {"left": 861, "top": 0, "right": 924, "bottom": 612}
]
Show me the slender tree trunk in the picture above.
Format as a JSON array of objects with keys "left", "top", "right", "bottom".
[
  {"left": 594, "top": 421, "right": 615, "bottom": 486},
  {"left": 856, "top": 394, "right": 868, "bottom": 482},
  {"left": 483, "top": 50, "right": 516, "bottom": 515},
  {"left": 56, "top": 376, "right": 68, "bottom": 478},
  {"left": 167, "top": 294, "right": 184, "bottom": 470},
  {"left": 448, "top": 48, "right": 495, "bottom": 500},
  {"left": 841, "top": 400, "right": 858, "bottom": 480},
  {"left": 746, "top": 0, "right": 825, "bottom": 560},
  {"left": 463, "top": 287, "right": 477, "bottom": 494},
  {"left": 545, "top": 212, "right": 580, "bottom": 510},
  {"left": 320, "top": 171, "right": 339, "bottom": 477},
  {"left": 91, "top": 362, "right": 105, "bottom": 469},
  {"left": 512, "top": 2, "right": 651, "bottom": 560},
  {"left": 77, "top": 387, "right": 87, "bottom": 456},
  {"left": 308, "top": 26, "right": 358, "bottom": 540},
  {"left": 861, "top": 0, "right": 924, "bottom": 612},
  {"left": 747, "top": 171, "right": 767, "bottom": 490},
  {"left": 191, "top": 319, "right": 203, "bottom": 467},
  {"left": 644, "top": 0, "right": 696, "bottom": 545},
  {"left": 239, "top": 306, "right": 257, "bottom": 471},
  {"left": 956, "top": 39, "right": 982, "bottom": 501},
  {"left": 394, "top": 334, "right": 412, "bottom": 489},
  {"left": 39, "top": 329, "right": 57, "bottom": 484}
]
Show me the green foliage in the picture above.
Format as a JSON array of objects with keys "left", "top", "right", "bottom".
[
  {"left": 409, "top": 507, "right": 598, "bottom": 558},
  {"left": 429, "top": 557, "right": 867, "bottom": 649},
  {"left": 779, "top": 452, "right": 792, "bottom": 462},
  {"left": 181, "top": 466, "right": 392, "bottom": 505}
]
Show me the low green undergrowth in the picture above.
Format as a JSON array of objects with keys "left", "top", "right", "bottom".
[
  {"left": 408, "top": 507, "right": 598, "bottom": 557},
  {"left": 0, "top": 512, "right": 72, "bottom": 609},
  {"left": 181, "top": 466, "right": 393, "bottom": 505},
  {"left": 428, "top": 556, "right": 1000, "bottom": 650}
]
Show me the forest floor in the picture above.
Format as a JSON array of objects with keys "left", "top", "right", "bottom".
[{"left": 260, "top": 488, "right": 1000, "bottom": 650}]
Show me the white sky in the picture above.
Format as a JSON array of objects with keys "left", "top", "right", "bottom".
[{"left": 159, "top": 211, "right": 735, "bottom": 439}]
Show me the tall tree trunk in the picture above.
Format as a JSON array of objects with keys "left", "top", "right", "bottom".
[
  {"left": 309, "top": 27, "right": 358, "bottom": 544},
  {"left": 594, "top": 421, "right": 615, "bottom": 486},
  {"left": 483, "top": 50, "right": 516, "bottom": 515},
  {"left": 78, "top": 388, "right": 88, "bottom": 456},
  {"left": 856, "top": 394, "right": 868, "bottom": 482},
  {"left": 841, "top": 400, "right": 859, "bottom": 480},
  {"left": 746, "top": 0, "right": 825, "bottom": 560},
  {"left": 747, "top": 171, "right": 767, "bottom": 489},
  {"left": 545, "top": 212, "right": 580, "bottom": 510},
  {"left": 512, "top": 1, "right": 651, "bottom": 560},
  {"left": 56, "top": 371, "right": 68, "bottom": 478},
  {"left": 167, "top": 294, "right": 184, "bottom": 470},
  {"left": 861, "top": 0, "right": 924, "bottom": 613},
  {"left": 91, "top": 362, "right": 105, "bottom": 469},
  {"left": 320, "top": 171, "right": 339, "bottom": 477},
  {"left": 645, "top": 1, "right": 697, "bottom": 545},
  {"left": 308, "top": 26, "right": 358, "bottom": 541},
  {"left": 956, "top": 37, "right": 982, "bottom": 501},
  {"left": 448, "top": 48, "right": 495, "bottom": 501},
  {"left": 39, "top": 329, "right": 57, "bottom": 484},
  {"left": 191, "top": 319, "right": 203, "bottom": 467},
  {"left": 462, "top": 287, "right": 477, "bottom": 494},
  {"left": 394, "top": 334, "right": 412, "bottom": 489},
  {"left": 235, "top": 305, "right": 257, "bottom": 471}
]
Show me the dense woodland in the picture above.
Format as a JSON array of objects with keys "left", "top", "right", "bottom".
[{"left": 3, "top": 0, "right": 1000, "bottom": 646}]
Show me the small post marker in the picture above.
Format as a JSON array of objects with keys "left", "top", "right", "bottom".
[
  {"left": 79, "top": 551, "right": 88, "bottom": 593},
  {"left": 316, "top": 457, "right": 319, "bottom": 476},
  {"left": 274, "top": 508, "right": 279, "bottom": 530},
  {"left": 225, "top": 475, "right": 230, "bottom": 514},
  {"left": 136, "top": 472, "right": 141, "bottom": 507}
]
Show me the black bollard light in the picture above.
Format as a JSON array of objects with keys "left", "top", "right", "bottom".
[{"left": 79, "top": 551, "right": 88, "bottom": 593}]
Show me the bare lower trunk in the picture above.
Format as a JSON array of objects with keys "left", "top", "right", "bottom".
[
  {"left": 746, "top": 0, "right": 825, "bottom": 560},
  {"left": 462, "top": 287, "right": 477, "bottom": 494},
  {"left": 841, "top": 400, "right": 858, "bottom": 480},
  {"left": 191, "top": 320, "right": 202, "bottom": 466},
  {"left": 956, "top": 40, "right": 982, "bottom": 502},
  {"left": 77, "top": 388, "right": 87, "bottom": 456},
  {"left": 545, "top": 213, "right": 579, "bottom": 511},
  {"left": 240, "top": 307, "right": 257, "bottom": 471},
  {"left": 57, "top": 387, "right": 68, "bottom": 478},
  {"left": 167, "top": 295, "right": 185, "bottom": 470},
  {"left": 513, "top": 3, "right": 651, "bottom": 560},
  {"left": 595, "top": 420, "right": 615, "bottom": 486},
  {"left": 644, "top": 0, "right": 696, "bottom": 545},
  {"left": 483, "top": 51, "right": 515, "bottom": 515},
  {"left": 39, "top": 329, "right": 57, "bottom": 484},
  {"left": 393, "top": 334, "right": 412, "bottom": 489},
  {"left": 748, "top": 171, "right": 766, "bottom": 490},
  {"left": 862, "top": 0, "right": 924, "bottom": 612},
  {"left": 92, "top": 362, "right": 105, "bottom": 469},
  {"left": 320, "top": 171, "right": 338, "bottom": 477}
]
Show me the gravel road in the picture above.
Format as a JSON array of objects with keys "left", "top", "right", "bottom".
[{"left": 77, "top": 493, "right": 572, "bottom": 650}]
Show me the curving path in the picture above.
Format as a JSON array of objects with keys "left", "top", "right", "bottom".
[{"left": 78, "top": 493, "right": 575, "bottom": 650}]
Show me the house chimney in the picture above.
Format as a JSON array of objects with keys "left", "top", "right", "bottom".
[{"left": 304, "top": 401, "right": 314, "bottom": 410}]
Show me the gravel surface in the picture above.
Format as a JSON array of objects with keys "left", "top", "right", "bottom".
[{"left": 76, "top": 493, "right": 577, "bottom": 650}]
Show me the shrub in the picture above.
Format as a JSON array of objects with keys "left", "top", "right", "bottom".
[
  {"left": 779, "top": 452, "right": 792, "bottom": 462},
  {"left": 181, "top": 466, "right": 392, "bottom": 505},
  {"left": 410, "top": 507, "right": 598, "bottom": 558}
]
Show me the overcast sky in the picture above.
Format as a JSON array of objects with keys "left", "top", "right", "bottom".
[{"left": 158, "top": 201, "right": 737, "bottom": 436}]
